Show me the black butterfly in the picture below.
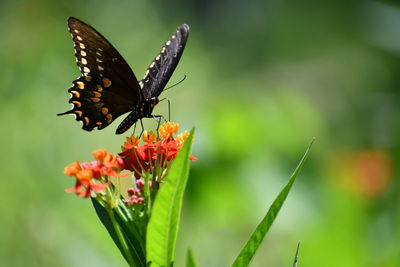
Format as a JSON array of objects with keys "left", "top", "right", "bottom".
[{"left": 58, "top": 17, "right": 189, "bottom": 134}]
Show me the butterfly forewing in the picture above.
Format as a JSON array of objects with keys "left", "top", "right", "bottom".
[
  {"left": 68, "top": 17, "right": 142, "bottom": 98},
  {"left": 58, "top": 17, "right": 143, "bottom": 130},
  {"left": 140, "top": 24, "right": 189, "bottom": 98}
]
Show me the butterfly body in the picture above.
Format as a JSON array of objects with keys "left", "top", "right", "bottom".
[
  {"left": 58, "top": 17, "right": 189, "bottom": 134},
  {"left": 115, "top": 97, "right": 159, "bottom": 134}
]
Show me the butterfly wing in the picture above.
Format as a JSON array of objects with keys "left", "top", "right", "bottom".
[
  {"left": 140, "top": 24, "right": 189, "bottom": 99},
  {"left": 58, "top": 17, "right": 143, "bottom": 131}
]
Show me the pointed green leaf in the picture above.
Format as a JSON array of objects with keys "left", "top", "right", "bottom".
[
  {"left": 186, "top": 249, "right": 198, "bottom": 267},
  {"left": 293, "top": 241, "right": 301, "bottom": 267},
  {"left": 146, "top": 129, "right": 195, "bottom": 267},
  {"left": 231, "top": 139, "right": 314, "bottom": 267},
  {"left": 91, "top": 198, "right": 125, "bottom": 257},
  {"left": 113, "top": 209, "right": 146, "bottom": 266},
  {"left": 92, "top": 198, "right": 146, "bottom": 266}
]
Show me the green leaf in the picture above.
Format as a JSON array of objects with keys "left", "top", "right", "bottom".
[
  {"left": 186, "top": 249, "right": 198, "bottom": 267},
  {"left": 91, "top": 198, "right": 125, "bottom": 258},
  {"left": 146, "top": 129, "right": 195, "bottom": 267},
  {"left": 231, "top": 139, "right": 314, "bottom": 267},
  {"left": 292, "top": 241, "right": 301, "bottom": 267},
  {"left": 113, "top": 208, "right": 146, "bottom": 266},
  {"left": 92, "top": 198, "right": 146, "bottom": 266}
]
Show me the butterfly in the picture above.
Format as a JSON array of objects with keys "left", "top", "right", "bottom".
[{"left": 58, "top": 17, "right": 189, "bottom": 134}]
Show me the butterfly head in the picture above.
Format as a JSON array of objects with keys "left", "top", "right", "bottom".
[{"left": 144, "top": 97, "right": 159, "bottom": 113}]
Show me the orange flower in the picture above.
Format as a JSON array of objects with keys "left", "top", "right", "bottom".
[
  {"left": 176, "top": 131, "right": 190, "bottom": 147},
  {"left": 119, "top": 122, "right": 196, "bottom": 179},
  {"left": 64, "top": 150, "right": 126, "bottom": 198},
  {"left": 93, "top": 149, "right": 107, "bottom": 161},
  {"left": 76, "top": 168, "right": 94, "bottom": 180},
  {"left": 64, "top": 122, "right": 195, "bottom": 199},
  {"left": 64, "top": 161, "right": 81, "bottom": 176},
  {"left": 143, "top": 130, "right": 156, "bottom": 143},
  {"left": 123, "top": 136, "right": 140, "bottom": 150},
  {"left": 159, "top": 122, "right": 179, "bottom": 139}
]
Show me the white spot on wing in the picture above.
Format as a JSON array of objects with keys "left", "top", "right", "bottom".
[
  {"left": 166, "top": 40, "right": 171, "bottom": 46},
  {"left": 79, "top": 43, "right": 85, "bottom": 49},
  {"left": 83, "top": 67, "right": 90, "bottom": 73},
  {"left": 143, "top": 70, "right": 149, "bottom": 79},
  {"left": 77, "top": 36, "right": 83, "bottom": 41},
  {"left": 80, "top": 51, "right": 87, "bottom": 57},
  {"left": 81, "top": 58, "right": 87, "bottom": 65},
  {"left": 98, "top": 66, "right": 104, "bottom": 71}
]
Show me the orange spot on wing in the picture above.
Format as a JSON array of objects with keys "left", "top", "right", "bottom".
[
  {"left": 84, "top": 117, "right": 90, "bottom": 126},
  {"left": 76, "top": 81, "right": 85, "bottom": 89},
  {"left": 72, "top": 101, "right": 81, "bottom": 107},
  {"left": 71, "top": 91, "right": 81, "bottom": 98},
  {"left": 93, "top": 91, "right": 101, "bottom": 97},
  {"left": 101, "top": 107, "right": 108, "bottom": 115},
  {"left": 75, "top": 110, "right": 83, "bottom": 117},
  {"left": 102, "top": 78, "right": 112, "bottom": 87},
  {"left": 106, "top": 114, "right": 112, "bottom": 123}
]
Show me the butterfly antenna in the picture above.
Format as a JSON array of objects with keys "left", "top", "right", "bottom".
[
  {"left": 163, "top": 75, "right": 187, "bottom": 92},
  {"left": 293, "top": 241, "right": 301, "bottom": 267}
]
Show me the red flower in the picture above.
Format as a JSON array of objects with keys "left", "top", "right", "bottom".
[
  {"left": 119, "top": 122, "right": 197, "bottom": 180},
  {"left": 64, "top": 150, "right": 126, "bottom": 198},
  {"left": 63, "top": 122, "right": 196, "bottom": 200}
]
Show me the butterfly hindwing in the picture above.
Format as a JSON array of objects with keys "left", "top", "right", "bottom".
[
  {"left": 140, "top": 24, "right": 189, "bottom": 99},
  {"left": 59, "top": 76, "right": 138, "bottom": 131}
]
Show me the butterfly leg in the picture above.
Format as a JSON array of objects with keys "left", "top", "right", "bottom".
[
  {"left": 159, "top": 97, "right": 171, "bottom": 122},
  {"left": 132, "top": 122, "right": 137, "bottom": 135},
  {"left": 167, "top": 98, "right": 171, "bottom": 121},
  {"left": 139, "top": 119, "right": 145, "bottom": 137},
  {"left": 148, "top": 115, "right": 164, "bottom": 137}
]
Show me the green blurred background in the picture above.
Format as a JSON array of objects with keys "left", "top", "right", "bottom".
[{"left": 1, "top": 0, "right": 400, "bottom": 266}]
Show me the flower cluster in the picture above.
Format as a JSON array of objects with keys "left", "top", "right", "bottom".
[
  {"left": 119, "top": 122, "right": 197, "bottom": 180},
  {"left": 125, "top": 180, "right": 152, "bottom": 205},
  {"left": 64, "top": 149, "right": 125, "bottom": 197},
  {"left": 63, "top": 122, "right": 196, "bottom": 201}
]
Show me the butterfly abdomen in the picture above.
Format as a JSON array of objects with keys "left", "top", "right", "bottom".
[
  {"left": 115, "top": 97, "right": 159, "bottom": 134},
  {"left": 116, "top": 109, "right": 141, "bottom": 134}
]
